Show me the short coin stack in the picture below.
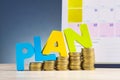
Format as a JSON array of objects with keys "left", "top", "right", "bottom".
[
  {"left": 29, "top": 62, "right": 43, "bottom": 71},
  {"left": 81, "top": 48, "right": 95, "bottom": 70},
  {"left": 56, "top": 56, "right": 69, "bottom": 70},
  {"left": 43, "top": 61, "right": 55, "bottom": 71},
  {"left": 69, "top": 52, "right": 81, "bottom": 70}
]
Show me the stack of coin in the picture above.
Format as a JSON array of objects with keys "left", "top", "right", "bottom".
[
  {"left": 43, "top": 61, "right": 55, "bottom": 71},
  {"left": 29, "top": 62, "right": 43, "bottom": 71},
  {"left": 69, "top": 52, "right": 81, "bottom": 70},
  {"left": 56, "top": 56, "right": 69, "bottom": 70},
  {"left": 81, "top": 48, "right": 95, "bottom": 70}
]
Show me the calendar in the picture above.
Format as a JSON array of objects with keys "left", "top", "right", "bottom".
[{"left": 62, "top": 0, "right": 120, "bottom": 64}]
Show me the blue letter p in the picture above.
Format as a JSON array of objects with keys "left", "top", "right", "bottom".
[{"left": 16, "top": 43, "right": 34, "bottom": 71}]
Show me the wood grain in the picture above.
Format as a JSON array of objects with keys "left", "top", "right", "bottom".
[{"left": 0, "top": 64, "right": 120, "bottom": 80}]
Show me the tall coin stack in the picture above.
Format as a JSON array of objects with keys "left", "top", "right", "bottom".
[
  {"left": 81, "top": 48, "right": 95, "bottom": 70},
  {"left": 43, "top": 61, "right": 55, "bottom": 71},
  {"left": 29, "top": 62, "right": 43, "bottom": 71},
  {"left": 56, "top": 56, "right": 69, "bottom": 70},
  {"left": 69, "top": 52, "right": 81, "bottom": 70}
]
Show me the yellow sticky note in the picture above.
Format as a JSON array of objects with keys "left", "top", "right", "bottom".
[
  {"left": 64, "top": 24, "right": 92, "bottom": 52},
  {"left": 68, "top": 0, "right": 82, "bottom": 8},
  {"left": 42, "top": 31, "right": 68, "bottom": 57},
  {"left": 68, "top": 9, "right": 82, "bottom": 22}
]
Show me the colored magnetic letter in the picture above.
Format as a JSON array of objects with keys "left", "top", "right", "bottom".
[
  {"left": 42, "top": 31, "right": 67, "bottom": 57},
  {"left": 16, "top": 43, "right": 34, "bottom": 71},
  {"left": 64, "top": 24, "right": 92, "bottom": 52},
  {"left": 34, "top": 36, "right": 56, "bottom": 61}
]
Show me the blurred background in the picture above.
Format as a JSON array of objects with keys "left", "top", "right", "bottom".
[
  {"left": 0, "top": 0, "right": 120, "bottom": 68},
  {"left": 0, "top": 0, "right": 61, "bottom": 63}
]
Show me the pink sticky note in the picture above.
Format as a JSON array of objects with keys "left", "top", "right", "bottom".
[
  {"left": 68, "top": 23, "right": 81, "bottom": 33},
  {"left": 115, "top": 23, "right": 120, "bottom": 37},
  {"left": 99, "top": 23, "right": 115, "bottom": 37},
  {"left": 87, "top": 23, "right": 99, "bottom": 38}
]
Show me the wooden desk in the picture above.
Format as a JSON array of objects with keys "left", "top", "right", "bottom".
[{"left": 0, "top": 64, "right": 120, "bottom": 80}]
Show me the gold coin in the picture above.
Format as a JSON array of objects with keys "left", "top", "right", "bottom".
[
  {"left": 70, "top": 66, "right": 81, "bottom": 70},
  {"left": 44, "top": 62, "right": 55, "bottom": 65},
  {"left": 57, "top": 68, "right": 68, "bottom": 70},
  {"left": 83, "top": 67, "right": 95, "bottom": 70},
  {"left": 82, "top": 54, "right": 94, "bottom": 57},
  {"left": 57, "top": 57, "right": 68, "bottom": 60},
  {"left": 69, "top": 52, "right": 81, "bottom": 57},
  {"left": 83, "top": 58, "right": 95, "bottom": 61},
  {"left": 82, "top": 60, "right": 95, "bottom": 63},
  {"left": 57, "top": 66, "right": 68, "bottom": 68},
  {"left": 56, "top": 61, "right": 69, "bottom": 64},
  {"left": 56, "top": 65, "right": 68, "bottom": 70},
  {"left": 82, "top": 52, "right": 94, "bottom": 55},
  {"left": 83, "top": 64, "right": 95, "bottom": 66},
  {"left": 44, "top": 69, "right": 55, "bottom": 71},
  {"left": 44, "top": 68, "right": 54, "bottom": 70},
  {"left": 82, "top": 54, "right": 95, "bottom": 57},
  {"left": 70, "top": 56, "right": 80, "bottom": 60},
  {"left": 29, "top": 62, "right": 42, "bottom": 71},
  {"left": 82, "top": 65, "right": 95, "bottom": 67},
  {"left": 82, "top": 48, "right": 94, "bottom": 52},
  {"left": 29, "top": 68, "right": 42, "bottom": 71},
  {"left": 44, "top": 61, "right": 55, "bottom": 64},
  {"left": 29, "top": 62, "right": 42, "bottom": 67},
  {"left": 29, "top": 67, "right": 42, "bottom": 71},
  {"left": 57, "top": 62, "right": 68, "bottom": 65},
  {"left": 44, "top": 65, "right": 54, "bottom": 67},
  {"left": 82, "top": 62, "right": 94, "bottom": 64},
  {"left": 44, "top": 64, "right": 55, "bottom": 66},
  {"left": 70, "top": 61, "right": 81, "bottom": 66},
  {"left": 57, "top": 65, "right": 68, "bottom": 68},
  {"left": 70, "top": 60, "right": 81, "bottom": 63},
  {"left": 70, "top": 59, "right": 81, "bottom": 62},
  {"left": 83, "top": 59, "right": 95, "bottom": 62}
]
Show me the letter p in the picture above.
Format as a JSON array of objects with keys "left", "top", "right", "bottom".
[{"left": 16, "top": 43, "right": 34, "bottom": 71}]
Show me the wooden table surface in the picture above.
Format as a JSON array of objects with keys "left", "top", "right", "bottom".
[{"left": 0, "top": 64, "right": 120, "bottom": 80}]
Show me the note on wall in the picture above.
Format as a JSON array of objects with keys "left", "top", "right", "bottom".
[{"left": 62, "top": 0, "right": 120, "bottom": 64}]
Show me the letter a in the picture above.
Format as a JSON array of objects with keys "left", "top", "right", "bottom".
[{"left": 42, "top": 31, "right": 67, "bottom": 57}]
